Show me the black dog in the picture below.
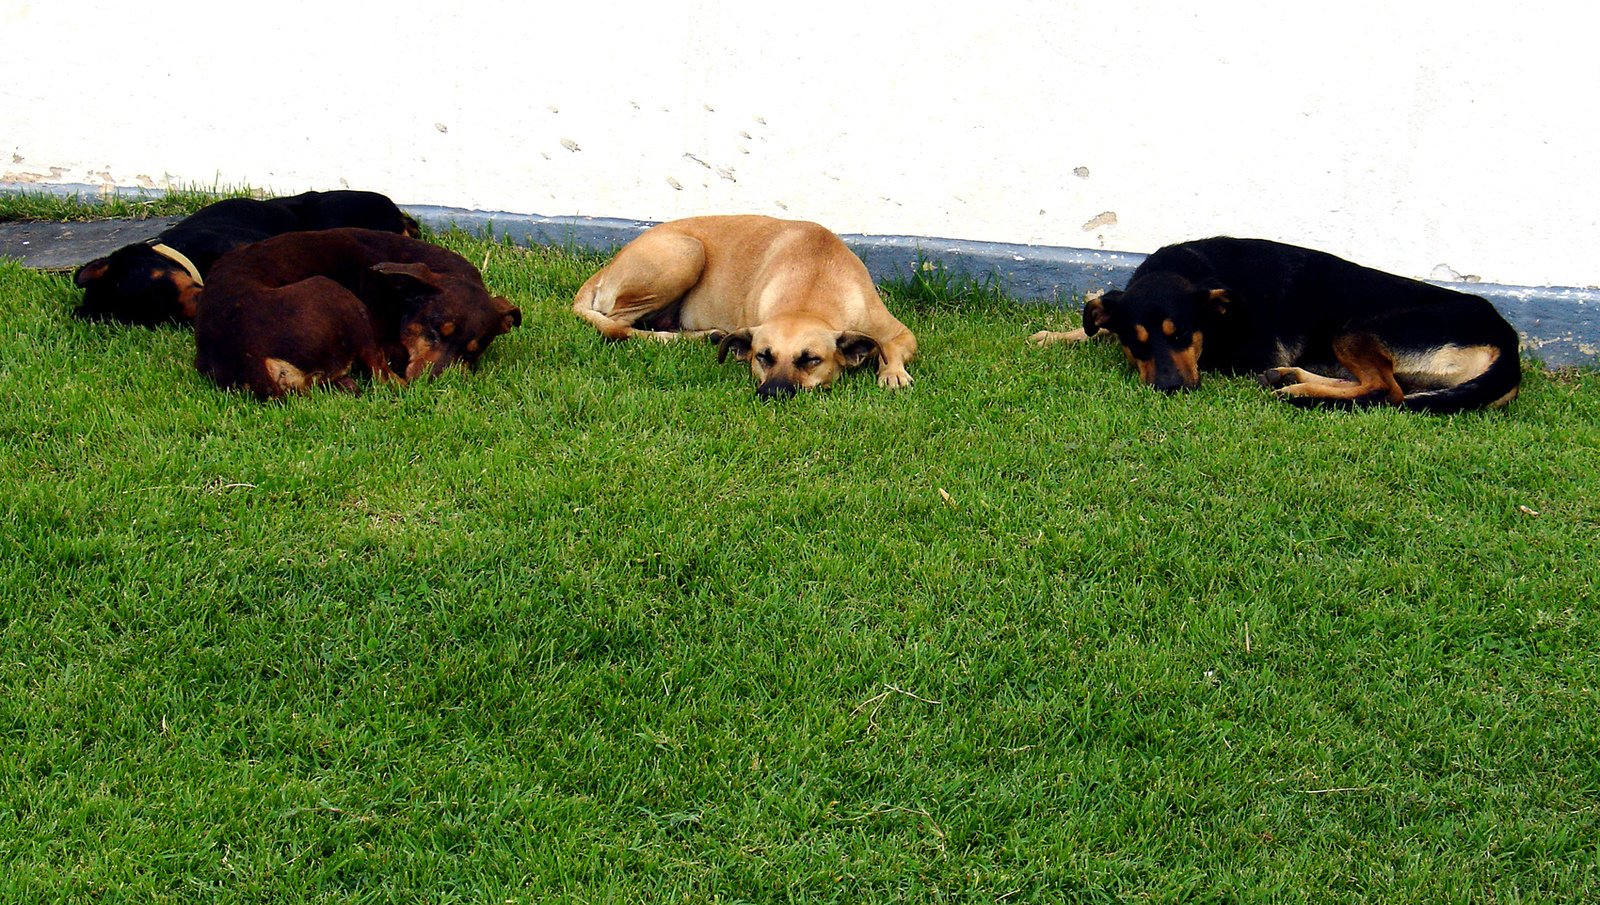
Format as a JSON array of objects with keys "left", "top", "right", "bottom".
[
  {"left": 72, "top": 190, "right": 417, "bottom": 326},
  {"left": 1031, "top": 237, "right": 1522, "bottom": 413}
]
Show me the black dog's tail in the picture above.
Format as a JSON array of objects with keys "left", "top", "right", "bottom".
[{"left": 1399, "top": 341, "right": 1523, "bottom": 414}]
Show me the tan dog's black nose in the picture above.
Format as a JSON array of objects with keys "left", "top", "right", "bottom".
[{"left": 756, "top": 379, "right": 797, "bottom": 400}]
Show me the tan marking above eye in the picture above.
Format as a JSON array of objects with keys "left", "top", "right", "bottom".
[
  {"left": 1162, "top": 319, "right": 1177, "bottom": 337},
  {"left": 466, "top": 339, "right": 480, "bottom": 353},
  {"left": 440, "top": 322, "right": 456, "bottom": 337},
  {"left": 1134, "top": 324, "right": 1150, "bottom": 344}
]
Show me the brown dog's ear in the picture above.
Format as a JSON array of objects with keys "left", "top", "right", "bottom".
[
  {"left": 493, "top": 295, "right": 523, "bottom": 331},
  {"left": 367, "top": 262, "right": 441, "bottom": 308},
  {"left": 717, "top": 329, "right": 754, "bottom": 363},
  {"left": 370, "top": 261, "right": 439, "bottom": 287},
  {"left": 1083, "top": 290, "right": 1119, "bottom": 336},
  {"left": 74, "top": 257, "right": 111, "bottom": 289},
  {"left": 836, "top": 332, "right": 881, "bottom": 368}
]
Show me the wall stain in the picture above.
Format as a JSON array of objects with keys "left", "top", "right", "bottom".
[
  {"left": 1, "top": 166, "right": 67, "bottom": 183},
  {"left": 1082, "top": 211, "right": 1118, "bottom": 231}
]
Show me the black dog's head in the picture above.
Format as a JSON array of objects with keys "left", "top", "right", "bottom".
[
  {"left": 1083, "top": 272, "right": 1231, "bottom": 393},
  {"left": 72, "top": 244, "right": 203, "bottom": 326}
]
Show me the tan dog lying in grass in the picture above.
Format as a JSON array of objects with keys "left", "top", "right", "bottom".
[{"left": 573, "top": 215, "right": 917, "bottom": 399}]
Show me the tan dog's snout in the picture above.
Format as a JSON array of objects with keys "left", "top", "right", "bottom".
[{"left": 716, "top": 327, "right": 881, "bottom": 399}]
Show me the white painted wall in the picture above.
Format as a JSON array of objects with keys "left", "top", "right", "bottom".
[{"left": 4, "top": 1, "right": 1596, "bottom": 288}]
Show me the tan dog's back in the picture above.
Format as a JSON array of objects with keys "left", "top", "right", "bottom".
[{"left": 662, "top": 216, "right": 877, "bottom": 328}]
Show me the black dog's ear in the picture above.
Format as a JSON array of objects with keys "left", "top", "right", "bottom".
[
  {"left": 836, "top": 331, "right": 881, "bottom": 368},
  {"left": 1197, "top": 285, "right": 1232, "bottom": 314},
  {"left": 1192, "top": 277, "right": 1232, "bottom": 313},
  {"left": 74, "top": 257, "right": 111, "bottom": 289},
  {"left": 716, "top": 329, "right": 754, "bottom": 363},
  {"left": 1083, "top": 290, "right": 1120, "bottom": 336}
]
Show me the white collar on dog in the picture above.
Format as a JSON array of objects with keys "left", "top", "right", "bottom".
[{"left": 148, "top": 243, "right": 204, "bottom": 287}]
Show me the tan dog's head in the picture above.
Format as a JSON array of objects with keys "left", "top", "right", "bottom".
[{"left": 714, "top": 317, "right": 881, "bottom": 399}]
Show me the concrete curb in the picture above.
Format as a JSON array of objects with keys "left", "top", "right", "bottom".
[{"left": 7, "top": 183, "right": 1597, "bottom": 368}]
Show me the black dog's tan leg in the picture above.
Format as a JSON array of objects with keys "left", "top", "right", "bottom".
[
  {"left": 1264, "top": 333, "right": 1404, "bottom": 405},
  {"left": 1027, "top": 327, "right": 1094, "bottom": 346},
  {"left": 1260, "top": 367, "right": 1357, "bottom": 389},
  {"left": 573, "top": 232, "right": 705, "bottom": 341}
]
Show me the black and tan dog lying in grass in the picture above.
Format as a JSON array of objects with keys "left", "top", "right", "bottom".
[
  {"left": 1030, "top": 236, "right": 1522, "bottom": 413},
  {"left": 73, "top": 190, "right": 416, "bottom": 327},
  {"left": 195, "top": 228, "right": 520, "bottom": 400},
  {"left": 574, "top": 215, "right": 916, "bottom": 399}
]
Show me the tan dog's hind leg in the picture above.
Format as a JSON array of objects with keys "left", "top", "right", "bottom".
[{"left": 573, "top": 232, "right": 706, "bottom": 341}]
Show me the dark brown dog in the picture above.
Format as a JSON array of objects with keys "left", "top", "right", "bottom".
[
  {"left": 73, "top": 190, "right": 417, "bottom": 327},
  {"left": 195, "top": 228, "right": 520, "bottom": 399}
]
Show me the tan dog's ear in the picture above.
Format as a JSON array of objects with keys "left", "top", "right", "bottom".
[
  {"left": 717, "top": 329, "right": 754, "bottom": 363},
  {"left": 74, "top": 257, "right": 111, "bottom": 289},
  {"left": 836, "top": 332, "right": 880, "bottom": 368},
  {"left": 1083, "top": 290, "right": 1119, "bottom": 336}
]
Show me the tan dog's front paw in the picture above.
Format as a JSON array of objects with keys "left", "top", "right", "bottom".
[
  {"left": 635, "top": 329, "right": 682, "bottom": 343},
  {"left": 877, "top": 366, "right": 913, "bottom": 389},
  {"left": 1028, "top": 328, "right": 1090, "bottom": 347}
]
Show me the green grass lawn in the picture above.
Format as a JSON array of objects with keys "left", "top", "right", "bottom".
[{"left": 2, "top": 193, "right": 1598, "bottom": 902}]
